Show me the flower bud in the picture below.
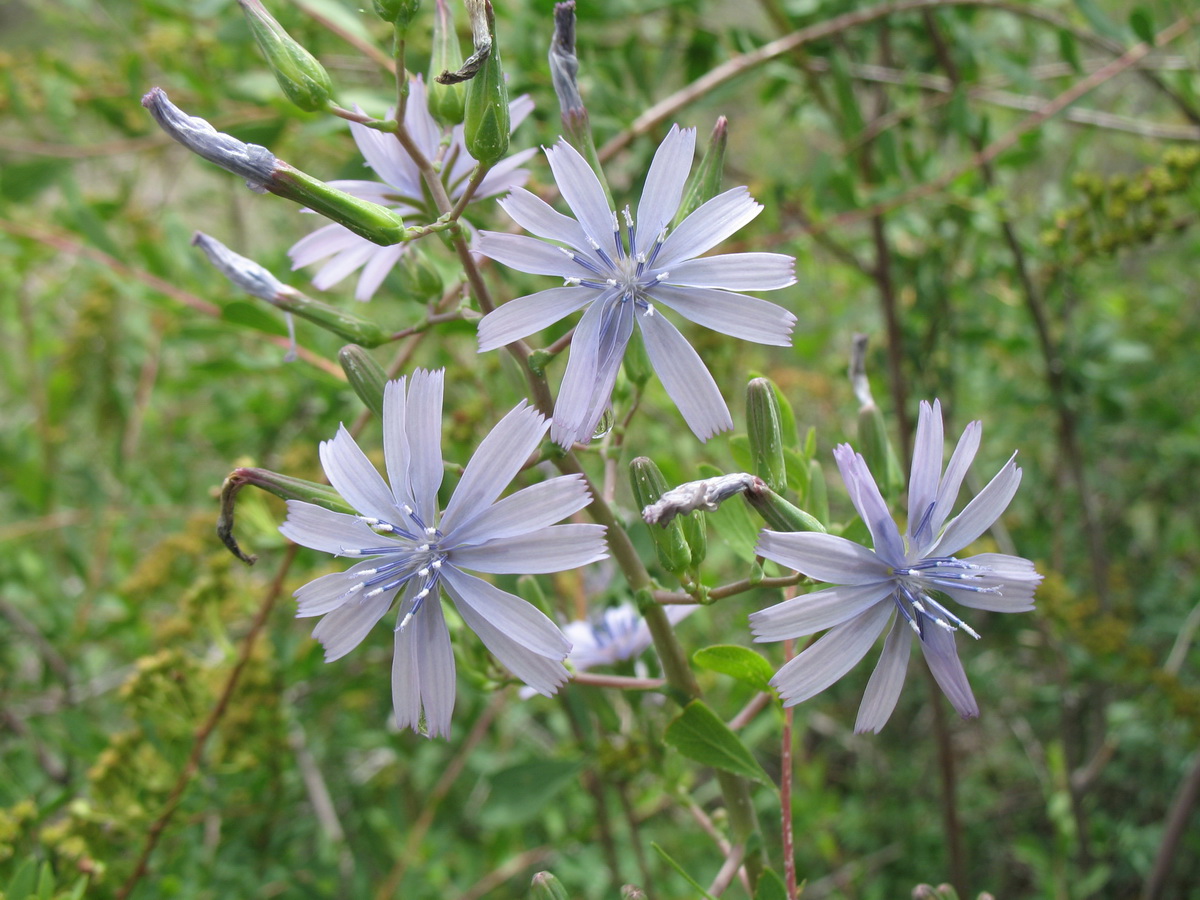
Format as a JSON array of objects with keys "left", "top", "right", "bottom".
[
  {"left": 218, "top": 467, "right": 353, "bottom": 563},
  {"left": 427, "top": 0, "right": 465, "bottom": 125},
  {"left": 679, "top": 511, "right": 707, "bottom": 569},
  {"left": 807, "top": 457, "right": 828, "bottom": 524},
  {"left": 270, "top": 288, "right": 391, "bottom": 347},
  {"left": 530, "top": 871, "right": 569, "bottom": 900},
  {"left": 675, "top": 116, "right": 727, "bottom": 226},
  {"left": 461, "top": 1, "right": 510, "bottom": 166},
  {"left": 238, "top": 0, "right": 334, "bottom": 112},
  {"left": 744, "top": 480, "right": 826, "bottom": 534},
  {"left": 338, "top": 345, "right": 388, "bottom": 418},
  {"left": 630, "top": 457, "right": 692, "bottom": 577},
  {"left": 857, "top": 401, "right": 904, "bottom": 500},
  {"left": 373, "top": 0, "right": 421, "bottom": 31},
  {"left": 746, "top": 377, "right": 787, "bottom": 493}
]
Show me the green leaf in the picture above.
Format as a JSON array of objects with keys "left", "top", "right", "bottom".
[
  {"left": 481, "top": 759, "right": 583, "bottom": 828},
  {"left": 0, "top": 158, "right": 65, "bottom": 204},
  {"left": 665, "top": 700, "right": 772, "bottom": 784},
  {"left": 652, "top": 843, "right": 718, "bottom": 900},
  {"left": 1072, "top": 0, "right": 1124, "bottom": 41},
  {"left": 1129, "top": 7, "right": 1154, "bottom": 44},
  {"left": 693, "top": 644, "right": 775, "bottom": 693},
  {"left": 755, "top": 867, "right": 789, "bottom": 900},
  {"left": 1057, "top": 29, "right": 1082, "bottom": 74}
]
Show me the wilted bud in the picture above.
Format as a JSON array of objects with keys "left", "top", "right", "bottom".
[
  {"left": 530, "top": 871, "right": 569, "bottom": 900},
  {"left": 338, "top": 345, "right": 388, "bottom": 418},
  {"left": 192, "top": 231, "right": 285, "bottom": 302},
  {"left": 849, "top": 334, "right": 903, "bottom": 499},
  {"left": 461, "top": 1, "right": 510, "bottom": 165},
  {"left": 218, "top": 467, "right": 353, "bottom": 563},
  {"left": 744, "top": 480, "right": 826, "bottom": 534},
  {"left": 427, "top": 0, "right": 465, "bottom": 125},
  {"left": 642, "top": 473, "right": 756, "bottom": 526},
  {"left": 373, "top": 0, "right": 420, "bottom": 30},
  {"left": 630, "top": 458, "right": 692, "bottom": 577},
  {"left": 746, "top": 377, "right": 787, "bottom": 493},
  {"left": 675, "top": 116, "right": 727, "bottom": 225},
  {"left": 238, "top": 0, "right": 334, "bottom": 112}
]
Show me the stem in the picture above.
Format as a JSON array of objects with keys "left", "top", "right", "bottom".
[
  {"left": 1141, "top": 750, "right": 1200, "bottom": 900},
  {"left": 924, "top": 665, "right": 967, "bottom": 897},
  {"left": 781, "top": 637, "right": 798, "bottom": 900}
]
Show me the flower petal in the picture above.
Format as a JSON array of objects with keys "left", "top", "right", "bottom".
[
  {"left": 404, "top": 369, "right": 444, "bottom": 525},
  {"left": 447, "top": 475, "right": 593, "bottom": 546},
  {"left": 382, "top": 379, "right": 415, "bottom": 515},
  {"left": 319, "top": 426, "right": 401, "bottom": 522},
  {"left": 473, "top": 147, "right": 536, "bottom": 199},
  {"left": 939, "top": 553, "right": 1041, "bottom": 612},
  {"left": 933, "top": 454, "right": 1021, "bottom": 557},
  {"left": 928, "top": 419, "right": 982, "bottom": 541},
  {"left": 350, "top": 115, "right": 421, "bottom": 198},
  {"left": 650, "top": 285, "right": 795, "bottom": 346},
  {"left": 636, "top": 124, "right": 694, "bottom": 244},
  {"left": 310, "top": 587, "right": 396, "bottom": 661},
  {"left": 355, "top": 242, "right": 407, "bottom": 302},
  {"left": 655, "top": 186, "right": 762, "bottom": 267},
  {"left": 476, "top": 286, "right": 593, "bottom": 353},
  {"left": 475, "top": 231, "right": 594, "bottom": 278},
  {"left": 497, "top": 187, "right": 593, "bottom": 254},
  {"left": 749, "top": 580, "right": 894, "bottom": 640},
  {"left": 638, "top": 309, "right": 732, "bottom": 441},
  {"left": 450, "top": 524, "right": 608, "bottom": 573},
  {"left": 832, "top": 445, "right": 906, "bottom": 565},
  {"left": 919, "top": 625, "right": 978, "bottom": 719},
  {"left": 280, "top": 500, "right": 401, "bottom": 555},
  {"left": 289, "top": 222, "right": 361, "bottom": 268},
  {"left": 544, "top": 138, "right": 619, "bottom": 260},
  {"left": 907, "top": 399, "right": 944, "bottom": 548},
  {"left": 664, "top": 253, "right": 796, "bottom": 291},
  {"left": 393, "top": 590, "right": 456, "bottom": 738},
  {"left": 312, "top": 241, "right": 379, "bottom": 291},
  {"left": 550, "top": 291, "right": 633, "bottom": 447},
  {"left": 294, "top": 558, "right": 392, "bottom": 617},
  {"left": 442, "top": 567, "right": 571, "bottom": 657},
  {"left": 756, "top": 531, "right": 893, "bottom": 584},
  {"left": 766, "top": 602, "right": 893, "bottom": 706},
  {"left": 854, "top": 614, "right": 912, "bottom": 734},
  {"left": 440, "top": 401, "right": 549, "bottom": 532}
]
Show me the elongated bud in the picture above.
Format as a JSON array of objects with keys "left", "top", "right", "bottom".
[
  {"left": 427, "top": 0, "right": 465, "bottom": 125},
  {"left": 270, "top": 288, "right": 390, "bottom": 347},
  {"left": 219, "top": 467, "right": 353, "bottom": 563},
  {"left": 642, "top": 473, "right": 756, "bottom": 526},
  {"left": 850, "top": 334, "right": 903, "bottom": 498},
  {"left": 192, "top": 231, "right": 285, "bottom": 302},
  {"left": 744, "top": 480, "right": 826, "bottom": 534},
  {"left": 675, "top": 116, "right": 727, "bottom": 225},
  {"left": 238, "top": 0, "right": 334, "bottom": 112},
  {"left": 549, "top": 1, "right": 606, "bottom": 195},
  {"left": 746, "top": 377, "right": 787, "bottom": 492},
  {"left": 807, "top": 457, "right": 829, "bottom": 525},
  {"left": 373, "top": 0, "right": 420, "bottom": 30},
  {"left": 460, "top": 1, "right": 509, "bottom": 165},
  {"left": 630, "top": 458, "right": 692, "bottom": 576},
  {"left": 679, "top": 511, "right": 707, "bottom": 569},
  {"left": 338, "top": 345, "right": 387, "bottom": 418},
  {"left": 622, "top": 328, "right": 652, "bottom": 387},
  {"left": 530, "top": 871, "right": 569, "bottom": 900},
  {"left": 143, "top": 89, "right": 406, "bottom": 245}
]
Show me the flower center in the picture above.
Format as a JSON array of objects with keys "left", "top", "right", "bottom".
[
  {"left": 561, "top": 205, "right": 669, "bottom": 313},
  {"left": 889, "top": 556, "right": 997, "bottom": 641}
]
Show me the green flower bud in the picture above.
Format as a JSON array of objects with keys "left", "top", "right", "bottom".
[
  {"left": 462, "top": 1, "right": 510, "bottom": 166},
  {"left": 622, "top": 328, "right": 653, "bottom": 387},
  {"left": 272, "top": 163, "right": 406, "bottom": 245},
  {"left": 218, "top": 467, "right": 353, "bottom": 563},
  {"left": 675, "top": 116, "right": 727, "bottom": 226},
  {"left": 630, "top": 457, "right": 692, "bottom": 577},
  {"left": 271, "top": 287, "right": 390, "bottom": 347},
  {"left": 857, "top": 401, "right": 904, "bottom": 501},
  {"left": 338, "top": 345, "right": 388, "bottom": 418},
  {"left": 530, "top": 871, "right": 569, "bottom": 900},
  {"left": 807, "top": 457, "right": 828, "bottom": 524},
  {"left": 373, "top": 0, "right": 421, "bottom": 30},
  {"left": 427, "top": 0, "right": 466, "bottom": 125},
  {"left": 238, "top": 0, "right": 334, "bottom": 112},
  {"left": 743, "top": 481, "right": 826, "bottom": 534},
  {"left": 746, "top": 377, "right": 787, "bottom": 492},
  {"left": 679, "top": 510, "right": 707, "bottom": 569}
]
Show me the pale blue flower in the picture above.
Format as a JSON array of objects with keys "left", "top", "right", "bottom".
[
  {"left": 279, "top": 369, "right": 607, "bottom": 737},
  {"left": 289, "top": 77, "right": 536, "bottom": 301},
  {"left": 563, "top": 602, "right": 698, "bottom": 672},
  {"left": 475, "top": 125, "right": 797, "bottom": 447},
  {"left": 750, "top": 400, "right": 1041, "bottom": 733}
]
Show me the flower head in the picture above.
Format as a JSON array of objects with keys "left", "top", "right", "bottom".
[
  {"left": 279, "top": 369, "right": 607, "bottom": 737},
  {"left": 563, "top": 602, "right": 698, "bottom": 672},
  {"left": 475, "top": 125, "right": 797, "bottom": 447},
  {"left": 289, "top": 78, "right": 536, "bottom": 301},
  {"left": 749, "top": 400, "right": 1041, "bottom": 733}
]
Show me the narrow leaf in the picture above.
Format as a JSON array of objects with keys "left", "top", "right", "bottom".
[{"left": 693, "top": 644, "right": 776, "bottom": 692}]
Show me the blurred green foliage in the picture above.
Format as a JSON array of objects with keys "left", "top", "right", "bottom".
[{"left": 2, "top": 0, "right": 1199, "bottom": 898}]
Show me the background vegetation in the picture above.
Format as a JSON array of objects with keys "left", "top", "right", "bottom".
[{"left": 1, "top": 0, "right": 1198, "bottom": 897}]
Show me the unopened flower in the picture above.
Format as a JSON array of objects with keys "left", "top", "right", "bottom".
[
  {"left": 289, "top": 77, "right": 535, "bottom": 301},
  {"left": 475, "top": 125, "right": 796, "bottom": 447},
  {"left": 750, "top": 400, "right": 1041, "bottom": 733},
  {"left": 279, "top": 369, "right": 607, "bottom": 737}
]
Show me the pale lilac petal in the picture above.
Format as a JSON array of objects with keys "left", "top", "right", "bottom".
[
  {"left": 755, "top": 531, "right": 893, "bottom": 584},
  {"left": 939, "top": 553, "right": 1041, "bottom": 612},
  {"left": 919, "top": 625, "right": 978, "bottom": 719},
  {"left": 475, "top": 231, "right": 592, "bottom": 278},
  {"left": 447, "top": 475, "right": 592, "bottom": 546},
  {"left": 473, "top": 146, "right": 537, "bottom": 199},
  {"left": 293, "top": 559, "right": 397, "bottom": 617},
  {"left": 933, "top": 455, "right": 1021, "bottom": 557},
  {"left": 310, "top": 241, "right": 379, "bottom": 291},
  {"left": 497, "top": 187, "right": 593, "bottom": 253},
  {"left": 280, "top": 500, "right": 399, "bottom": 555},
  {"left": 405, "top": 369, "right": 445, "bottom": 524},
  {"left": 655, "top": 187, "right": 763, "bottom": 267},
  {"left": 441, "top": 402, "right": 549, "bottom": 532},
  {"left": 833, "top": 445, "right": 906, "bottom": 565},
  {"left": 550, "top": 291, "right": 633, "bottom": 447},
  {"left": 748, "top": 581, "right": 894, "bottom": 640},
  {"left": 928, "top": 420, "right": 982, "bottom": 540},
  {"left": 664, "top": 253, "right": 796, "bottom": 291},
  {"left": 638, "top": 309, "right": 732, "bottom": 441},
  {"left": 508, "top": 94, "right": 534, "bottom": 130},
  {"left": 393, "top": 590, "right": 456, "bottom": 737},
  {"left": 349, "top": 116, "right": 421, "bottom": 197},
  {"left": 649, "top": 285, "right": 795, "bottom": 346},
  {"left": 289, "top": 223, "right": 361, "bottom": 269},
  {"left": 907, "top": 399, "right": 944, "bottom": 545},
  {"left": 319, "top": 426, "right": 400, "bottom": 522},
  {"left": 382, "top": 378, "right": 415, "bottom": 514},
  {"left": 636, "top": 124, "right": 694, "bottom": 242},
  {"left": 544, "top": 138, "right": 619, "bottom": 259},
  {"left": 854, "top": 614, "right": 912, "bottom": 734},
  {"left": 310, "top": 588, "right": 395, "bottom": 661},
  {"left": 451, "top": 524, "right": 608, "bottom": 573},
  {"left": 476, "top": 286, "right": 593, "bottom": 353},
  {"left": 404, "top": 79, "right": 442, "bottom": 160},
  {"left": 767, "top": 602, "right": 893, "bottom": 706},
  {"left": 355, "top": 243, "right": 407, "bottom": 301}
]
